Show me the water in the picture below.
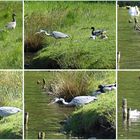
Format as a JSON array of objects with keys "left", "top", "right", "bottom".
[
  {"left": 25, "top": 72, "right": 74, "bottom": 139},
  {"left": 118, "top": 71, "right": 140, "bottom": 139}
]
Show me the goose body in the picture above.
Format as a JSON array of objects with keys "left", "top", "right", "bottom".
[
  {"left": 52, "top": 96, "right": 97, "bottom": 106},
  {"left": 35, "top": 29, "right": 69, "bottom": 39},
  {"left": 129, "top": 6, "right": 140, "bottom": 17},
  {"left": 90, "top": 27, "right": 106, "bottom": 39},
  {"left": 5, "top": 13, "right": 16, "bottom": 29},
  {"left": 92, "top": 83, "right": 116, "bottom": 96},
  {"left": 0, "top": 107, "right": 21, "bottom": 117},
  {"left": 129, "top": 108, "right": 140, "bottom": 119}
]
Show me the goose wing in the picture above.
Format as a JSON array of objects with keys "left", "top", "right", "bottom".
[{"left": 5, "top": 21, "right": 16, "bottom": 29}]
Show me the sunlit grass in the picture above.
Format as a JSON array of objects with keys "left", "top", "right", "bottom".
[
  {"left": 24, "top": 1, "right": 116, "bottom": 69},
  {"left": 0, "top": 1, "right": 22, "bottom": 69},
  {"left": 0, "top": 71, "right": 22, "bottom": 139}
]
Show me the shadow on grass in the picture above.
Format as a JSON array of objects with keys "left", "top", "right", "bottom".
[{"left": 0, "top": 128, "right": 22, "bottom": 139}]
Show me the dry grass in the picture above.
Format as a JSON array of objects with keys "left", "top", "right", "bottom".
[{"left": 47, "top": 72, "right": 91, "bottom": 101}]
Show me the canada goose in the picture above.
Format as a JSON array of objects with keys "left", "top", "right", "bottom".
[
  {"left": 92, "top": 83, "right": 116, "bottom": 96},
  {"left": 5, "top": 13, "right": 16, "bottom": 29},
  {"left": 129, "top": 108, "right": 140, "bottom": 119},
  {"left": 35, "top": 29, "right": 69, "bottom": 39},
  {"left": 100, "top": 32, "right": 108, "bottom": 39},
  {"left": 128, "top": 6, "right": 140, "bottom": 17},
  {"left": 90, "top": 27, "right": 106, "bottom": 39}
]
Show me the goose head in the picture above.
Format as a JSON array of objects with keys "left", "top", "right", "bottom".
[
  {"left": 12, "top": 13, "right": 16, "bottom": 22},
  {"left": 91, "top": 27, "right": 95, "bottom": 31}
]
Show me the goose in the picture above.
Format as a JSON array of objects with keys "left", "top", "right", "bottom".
[
  {"left": 0, "top": 106, "right": 21, "bottom": 118},
  {"left": 5, "top": 13, "right": 16, "bottom": 29},
  {"left": 35, "top": 29, "right": 69, "bottom": 39},
  {"left": 50, "top": 96, "right": 97, "bottom": 107},
  {"left": 90, "top": 27, "right": 106, "bottom": 39},
  {"left": 129, "top": 108, "right": 140, "bottom": 119},
  {"left": 92, "top": 83, "right": 116, "bottom": 96},
  {"left": 100, "top": 32, "right": 108, "bottom": 39},
  {"left": 128, "top": 6, "right": 140, "bottom": 17}
]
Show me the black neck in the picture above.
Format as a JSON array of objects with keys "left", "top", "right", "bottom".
[{"left": 12, "top": 15, "right": 16, "bottom": 22}]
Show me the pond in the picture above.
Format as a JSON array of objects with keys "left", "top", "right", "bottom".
[
  {"left": 24, "top": 72, "right": 74, "bottom": 139},
  {"left": 118, "top": 71, "right": 140, "bottom": 139}
]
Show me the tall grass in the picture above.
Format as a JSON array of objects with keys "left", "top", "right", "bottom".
[
  {"left": 24, "top": 1, "right": 116, "bottom": 69},
  {"left": 45, "top": 71, "right": 115, "bottom": 101},
  {"left": 0, "top": 71, "right": 22, "bottom": 139},
  {"left": 0, "top": 1, "right": 22, "bottom": 69}
]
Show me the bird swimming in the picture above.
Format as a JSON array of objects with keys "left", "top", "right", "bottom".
[
  {"left": 128, "top": 6, "right": 140, "bottom": 17},
  {"left": 5, "top": 13, "right": 16, "bottom": 29},
  {"left": 128, "top": 108, "right": 140, "bottom": 119},
  {"left": 0, "top": 106, "right": 21, "bottom": 118},
  {"left": 35, "top": 29, "right": 69, "bottom": 39},
  {"left": 90, "top": 27, "right": 106, "bottom": 39},
  {"left": 49, "top": 96, "right": 97, "bottom": 107}
]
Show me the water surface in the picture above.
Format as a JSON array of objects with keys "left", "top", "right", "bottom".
[
  {"left": 25, "top": 72, "right": 74, "bottom": 139},
  {"left": 118, "top": 71, "right": 140, "bottom": 139}
]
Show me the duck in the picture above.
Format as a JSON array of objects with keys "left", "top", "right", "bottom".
[
  {"left": 5, "top": 13, "right": 16, "bottom": 29},
  {"left": 90, "top": 27, "right": 106, "bottom": 39},
  {"left": 35, "top": 29, "right": 69, "bottom": 39},
  {"left": 0, "top": 106, "right": 21, "bottom": 118}
]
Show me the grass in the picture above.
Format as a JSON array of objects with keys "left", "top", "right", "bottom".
[
  {"left": 118, "top": 6, "right": 140, "bottom": 69},
  {"left": 64, "top": 93, "right": 116, "bottom": 139},
  {"left": 41, "top": 71, "right": 115, "bottom": 101},
  {"left": 0, "top": 71, "right": 22, "bottom": 139},
  {"left": 0, "top": 1, "right": 22, "bottom": 69},
  {"left": 24, "top": 1, "right": 116, "bottom": 69}
]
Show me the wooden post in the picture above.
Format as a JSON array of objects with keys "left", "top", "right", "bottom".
[
  {"left": 117, "top": 51, "right": 120, "bottom": 69},
  {"left": 38, "top": 132, "right": 45, "bottom": 139},
  {"left": 122, "top": 98, "right": 127, "bottom": 120},
  {"left": 24, "top": 112, "right": 29, "bottom": 129}
]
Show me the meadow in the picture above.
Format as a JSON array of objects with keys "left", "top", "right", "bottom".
[
  {"left": 0, "top": 71, "right": 22, "bottom": 139},
  {"left": 118, "top": 7, "right": 140, "bottom": 69},
  {"left": 0, "top": 1, "right": 22, "bottom": 69},
  {"left": 24, "top": 1, "right": 116, "bottom": 69}
]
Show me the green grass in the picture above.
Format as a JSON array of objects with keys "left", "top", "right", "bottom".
[
  {"left": 0, "top": 71, "right": 22, "bottom": 139},
  {"left": 64, "top": 93, "right": 116, "bottom": 139},
  {"left": 118, "top": 7, "right": 140, "bottom": 69},
  {"left": 24, "top": 1, "right": 116, "bottom": 69},
  {"left": 0, "top": 1, "right": 22, "bottom": 69},
  {"left": 39, "top": 71, "right": 116, "bottom": 101}
]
